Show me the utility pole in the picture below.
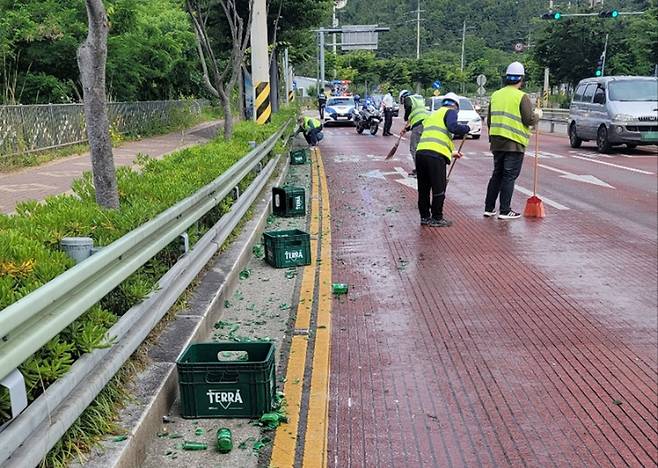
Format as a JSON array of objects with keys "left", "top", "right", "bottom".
[
  {"left": 250, "top": 0, "right": 270, "bottom": 124},
  {"left": 332, "top": 4, "right": 337, "bottom": 79},
  {"left": 460, "top": 20, "right": 466, "bottom": 94},
  {"left": 284, "top": 48, "right": 290, "bottom": 103},
  {"left": 416, "top": 1, "right": 422, "bottom": 59},
  {"left": 601, "top": 33, "right": 609, "bottom": 75}
]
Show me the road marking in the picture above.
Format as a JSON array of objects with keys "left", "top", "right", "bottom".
[
  {"left": 270, "top": 152, "right": 321, "bottom": 467},
  {"left": 392, "top": 132, "right": 408, "bottom": 141},
  {"left": 538, "top": 163, "right": 615, "bottom": 188},
  {"left": 568, "top": 154, "right": 655, "bottom": 175},
  {"left": 361, "top": 169, "right": 400, "bottom": 179},
  {"left": 302, "top": 147, "right": 332, "bottom": 468},
  {"left": 515, "top": 185, "right": 570, "bottom": 210},
  {"left": 538, "top": 151, "right": 564, "bottom": 159}
]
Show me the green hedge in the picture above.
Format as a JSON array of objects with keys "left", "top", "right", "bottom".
[{"left": 0, "top": 107, "right": 296, "bottom": 424}]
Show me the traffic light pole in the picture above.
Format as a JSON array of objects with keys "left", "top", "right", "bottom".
[{"left": 601, "top": 33, "right": 609, "bottom": 76}]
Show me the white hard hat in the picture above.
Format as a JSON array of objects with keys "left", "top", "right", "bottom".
[
  {"left": 399, "top": 89, "right": 410, "bottom": 101},
  {"left": 506, "top": 61, "right": 525, "bottom": 76},
  {"left": 442, "top": 92, "right": 460, "bottom": 106}
]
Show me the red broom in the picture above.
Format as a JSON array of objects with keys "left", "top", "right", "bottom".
[
  {"left": 524, "top": 127, "right": 546, "bottom": 218},
  {"left": 385, "top": 128, "right": 407, "bottom": 160}
]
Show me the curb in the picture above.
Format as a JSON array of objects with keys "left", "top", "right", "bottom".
[{"left": 78, "top": 156, "right": 290, "bottom": 468}]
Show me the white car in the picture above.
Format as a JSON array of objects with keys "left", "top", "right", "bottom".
[
  {"left": 427, "top": 95, "right": 482, "bottom": 139},
  {"left": 324, "top": 97, "right": 356, "bottom": 125}
]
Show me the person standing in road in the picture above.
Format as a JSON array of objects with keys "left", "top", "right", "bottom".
[
  {"left": 415, "top": 92, "right": 470, "bottom": 227},
  {"left": 484, "top": 61, "right": 541, "bottom": 219},
  {"left": 381, "top": 90, "right": 394, "bottom": 136},
  {"left": 295, "top": 116, "right": 323, "bottom": 147},
  {"left": 400, "top": 89, "right": 429, "bottom": 177},
  {"left": 318, "top": 91, "right": 327, "bottom": 120}
]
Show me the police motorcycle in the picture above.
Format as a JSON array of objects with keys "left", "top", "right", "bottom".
[{"left": 352, "top": 102, "right": 382, "bottom": 136}]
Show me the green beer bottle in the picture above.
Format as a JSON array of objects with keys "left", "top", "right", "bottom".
[
  {"left": 182, "top": 441, "right": 207, "bottom": 450},
  {"left": 216, "top": 428, "right": 233, "bottom": 453},
  {"left": 332, "top": 283, "right": 348, "bottom": 295}
]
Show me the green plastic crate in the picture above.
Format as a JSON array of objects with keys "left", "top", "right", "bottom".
[
  {"left": 272, "top": 186, "right": 306, "bottom": 217},
  {"left": 176, "top": 342, "right": 276, "bottom": 419},
  {"left": 290, "top": 148, "right": 309, "bottom": 165},
  {"left": 263, "top": 229, "right": 311, "bottom": 268}
]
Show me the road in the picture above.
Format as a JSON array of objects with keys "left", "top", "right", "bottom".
[{"left": 320, "top": 118, "right": 657, "bottom": 466}]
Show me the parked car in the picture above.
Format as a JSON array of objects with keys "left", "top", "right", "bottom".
[
  {"left": 568, "top": 76, "right": 658, "bottom": 152},
  {"left": 426, "top": 95, "right": 482, "bottom": 139},
  {"left": 324, "top": 96, "right": 356, "bottom": 125}
]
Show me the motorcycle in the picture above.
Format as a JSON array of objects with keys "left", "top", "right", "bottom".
[{"left": 352, "top": 105, "right": 382, "bottom": 136}]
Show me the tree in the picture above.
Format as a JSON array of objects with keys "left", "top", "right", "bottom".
[
  {"left": 187, "top": 0, "right": 253, "bottom": 139},
  {"left": 78, "top": 0, "right": 119, "bottom": 209}
]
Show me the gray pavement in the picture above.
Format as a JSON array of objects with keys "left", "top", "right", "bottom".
[
  {"left": 0, "top": 119, "right": 222, "bottom": 214},
  {"left": 141, "top": 146, "right": 312, "bottom": 468}
]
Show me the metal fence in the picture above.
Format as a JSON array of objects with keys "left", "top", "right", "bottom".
[{"left": 0, "top": 99, "right": 207, "bottom": 158}]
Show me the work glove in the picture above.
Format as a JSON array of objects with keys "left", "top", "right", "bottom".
[{"left": 533, "top": 108, "right": 544, "bottom": 120}]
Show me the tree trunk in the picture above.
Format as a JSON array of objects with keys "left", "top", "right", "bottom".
[
  {"left": 77, "top": 0, "right": 119, "bottom": 209},
  {"left": 219, "top": 87, "right": 233, "bottom": 139}
]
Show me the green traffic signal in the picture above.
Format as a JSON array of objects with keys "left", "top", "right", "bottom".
[
  {"left": 595, "top": 70, "right": 602, "bottom": 77},
  {"left": 611, "top": 10, "right": 619, "bottom": 18},
  {"left": 554, "top": 12, "right": 562, "bottom": 19}
]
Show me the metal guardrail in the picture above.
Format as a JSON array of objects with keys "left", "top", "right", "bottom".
[
  {"left": 541, "top": 108, "right": 570, "bottom": 133},
  {"left": 0, "top": 120, "right": 291, "bottom": 466},
  {"left": 0, "top": 99, "right": 208, "bottom": 157}
]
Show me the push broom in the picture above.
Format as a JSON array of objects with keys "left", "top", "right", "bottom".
[
  {"left": 523, "top": 120, "right": 546, "bottom": 218},
  {"left": 384, "top": 128, "right": 407, "bottom": 160}
]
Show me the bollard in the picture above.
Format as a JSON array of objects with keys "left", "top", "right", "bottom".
[{"left": 60, "top": 237, "right": 94, "bottom": 264}]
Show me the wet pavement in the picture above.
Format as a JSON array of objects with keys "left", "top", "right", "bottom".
[{"left": 321, "top": 120, "right": 657, "bottom": 467}]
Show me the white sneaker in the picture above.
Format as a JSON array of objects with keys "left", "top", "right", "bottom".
[
  {"left": 498, "top": 210, "right": 521, "bottom": 220},
  {"left": 483, "top": 209, "right": 497, "bottom": 218}
]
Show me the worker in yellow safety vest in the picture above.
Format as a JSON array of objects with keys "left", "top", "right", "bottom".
[
  {"left": 399, "top": 90, "right": 429, "bottom": 177},
  {"left": 484, "top": 61, "right": 541, "bottom": 219},
  {"left": 415, "top": 92, "right": 470, "bottom": 227},
  {"left": 295, "top": 116, "right": 324, "bottom": 147}
]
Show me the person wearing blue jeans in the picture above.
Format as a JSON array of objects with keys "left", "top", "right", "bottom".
[{"left": 484, "top": 152, "right": 524, "bottom": 216}]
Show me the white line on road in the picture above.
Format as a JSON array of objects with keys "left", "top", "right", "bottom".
[
  {"left": 538, "top": 163, "right": 615, "bottom": 188},
  {"left": 392, "top": 133, "right": 408, "bottom": 141},
  {"left": 515, "top": 185, "right": 570, "bottom": 211},
  {"left": 568, "top": 154, "right": 654, "bottom": 174}
]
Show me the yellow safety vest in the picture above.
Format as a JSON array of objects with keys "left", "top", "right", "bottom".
[
  {"left": 303, "top": 117, "right": 321, "bottom": 131},
  {"left": 408, "top": 95, "right": 429, "bottom": 127},
  {"left": 489, "top": 86, "right": 530, "bottom": 147},
  {"left": 416, "top": 107, "right": 454, "bottom": 162}
]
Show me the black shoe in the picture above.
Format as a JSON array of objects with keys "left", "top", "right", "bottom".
[
  {"left": 420, "top": 217, "right": 432, "bottom": 226},
  {"left": 428, "top": 218, "right": 453, "bottom": 227}
]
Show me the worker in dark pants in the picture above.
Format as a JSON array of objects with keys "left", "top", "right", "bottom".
[
  {"left": 415, "top": 92, "right": 470, "bottom": 227},
  {"left": 318, "top": 92, "right": 327, "bottom": 120},
  {"left": 295, "top": 116, "right": 323, "bottom": 147},
  {"left": 381, "top": 91, "right": 394, "bottom": 136}
]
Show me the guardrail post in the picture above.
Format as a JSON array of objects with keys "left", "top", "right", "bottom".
[
  {"left": 550, "top": 121, "right": 555, "bottom": 133},
  {"left": 232, "top": 186, "right": 240, "bottom": 200},
  {"left": 0, "top": 369, "right": 28, "bottom": 424},
  {"left": 180, "top": 232, "right": 190, "bottom": 254}
]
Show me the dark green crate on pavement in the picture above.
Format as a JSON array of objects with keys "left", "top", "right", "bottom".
[
  {"left": 290, "top": 148, "right": 309, "bottom": 165},
  {"left": 272, "top": 186, "right": 306, "bottom": 217},
  {"left": 263, "top": 229, "right": 311, "bottom": 268},
  {"left": 176, "top": 342, "right": 276, "bottom": 419}
]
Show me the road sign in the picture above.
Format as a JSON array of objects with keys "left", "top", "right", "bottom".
[
  {"left": 476, "top": 74, "right": 487, "bottom": 86},
  {"left": 432, "top": 80, "right": 442, "bottom": 90},
  {"left": 477, "top": 86, "right": 486, "bottom": 96}
]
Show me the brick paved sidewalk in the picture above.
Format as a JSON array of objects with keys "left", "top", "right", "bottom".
[
  {"left": 0, "top": 119, "right": 221, "bottom": 213},
  {"left": 323, "top": 127, "right": 658, "bottom": 467}
]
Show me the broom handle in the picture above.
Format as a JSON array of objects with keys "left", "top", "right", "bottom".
[
  {"left": 533, "top": 102, "right": 541, "bottom": 196},
  {"left": 447, "top": 137, "right": 467, "bottom": 180}
]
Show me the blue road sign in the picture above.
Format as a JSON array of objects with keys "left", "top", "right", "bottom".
[{"left": 432, "top": 80, "right": 442, "bottom": 90}]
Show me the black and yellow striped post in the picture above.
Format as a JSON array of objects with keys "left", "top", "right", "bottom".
[
  {"left": 288, "top": 89, "right": 295, "bottom": 102},
  {"left": 255, "top": 81, "right": 272, "bottom": 125}
]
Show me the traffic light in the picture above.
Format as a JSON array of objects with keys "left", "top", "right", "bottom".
[
  {"left": 595, "top": 54, "right": 605, "bottom": 77},
  {"left": 541, "top": 11, "right": 562, "bottom": 20},
  {"left": 599, "top": 10, "right": 619, "bottom": 18}
]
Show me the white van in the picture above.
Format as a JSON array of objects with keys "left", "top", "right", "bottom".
[{"left": 568, "top": 76, "right": 658, "bottom": 152}]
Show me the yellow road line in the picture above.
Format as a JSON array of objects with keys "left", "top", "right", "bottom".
[
  {"left": 302, "top": 148, "right": 333, "bottom": 468},
  {"left": 271, "top": 150, "right": 320, "bottom": 467}
]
